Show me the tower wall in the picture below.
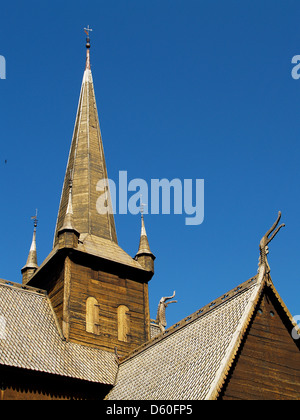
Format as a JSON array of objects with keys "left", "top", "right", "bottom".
[
  {"left": 29, "top": 250, "right": 151, "bottom": 356},
  {"left": 65, "top": 255, "right": 150, "bottom": 355}
]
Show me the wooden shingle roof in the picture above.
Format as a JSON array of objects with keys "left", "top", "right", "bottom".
[
  {"left": 105, "top": 277, "right": 260, "bottom": 399},
  {"left": 1, "top": 265, "right": 298, "bottom": 399},
  {"left": 106, "top": 264, "right": 299, "bottom": 400},
  {"left": 77, "top": 233, "right": 146, "bottom": 270},
  {"left": 0, "top": 280, "right": 117, "bottom": 385}
]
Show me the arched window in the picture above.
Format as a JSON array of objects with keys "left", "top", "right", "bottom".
[
  {"left": 86, "top": 297, "right": 100, "bottom": 334},
  {"left": 117, "top": 305, "right": 130, "bottom": 342}
]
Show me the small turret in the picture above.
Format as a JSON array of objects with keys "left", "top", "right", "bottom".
[
  {"left": 21, "top": 211, "right": 39, "bottom": 285},
  {"left": 135, "top": 214, "right": 155, "bottom": 275},
  {"left": 57, "top": 173, "right": 80, "bottom": 249}
]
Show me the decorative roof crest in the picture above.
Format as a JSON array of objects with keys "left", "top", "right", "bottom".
[
  {"left": 259, "top": 211, "right": 285, "bottom": 275},
  {"left": 155, "top": 291, "right": 177, "bottom": 333}
]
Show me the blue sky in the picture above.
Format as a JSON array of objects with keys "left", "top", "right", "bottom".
[{"left": 1, "top": 0, "right": 300, "bottom": 328}]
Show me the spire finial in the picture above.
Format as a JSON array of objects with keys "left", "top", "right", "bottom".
[
  {"left": 140, "top": 194, "right": 147, "bottom": 215},
  {"left": 84, "top": 25, "right": 93, "bottom": 49},
  {"left": 31, "top": 209, "right": 38, "bottom": 230},
  {"left": 139, "top": 195, "right": 147, "bottom": 236},
  {"left": 84, "top": 26, "right": 93, "bottom": 70}
]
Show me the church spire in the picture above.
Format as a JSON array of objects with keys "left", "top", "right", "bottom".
[
  {"left": 24, "top": 34, "right": 154, "bottom": 354},
  {"left": 53, "top": 28, "right": 118, "bottom": 247},
  {"left": 21, "top": 211, "right": 39, "bottom": 285}
]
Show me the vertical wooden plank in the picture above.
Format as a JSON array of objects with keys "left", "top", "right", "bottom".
[
  {"left": 62, "top": 256, "right": 71, "bottom": 340},
  {"left": 143, "top": 283, "right": 150, "bottom": 341}
]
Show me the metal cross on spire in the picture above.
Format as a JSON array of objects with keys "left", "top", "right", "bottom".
[
  {"left": 84, "top": 25, "right": 93, "bottom": 35},
  {"left": 31, "top": 209, "right": 38, "bottom": 229},
  {"left": 84, "top": 26, "right": 92, "bottom": 65},
  {"left": 84, "top": 25, "right": 93, "bottom": 41}
]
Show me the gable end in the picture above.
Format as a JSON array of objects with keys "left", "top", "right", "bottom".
[{"left": 219, "top": 286, "right": 300, "bottom": 400}]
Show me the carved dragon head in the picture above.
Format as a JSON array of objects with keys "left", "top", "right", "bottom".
[
  {"left": 158, "top": 291, "right": 177, "bottom": 307},
  {"left": 156, "top": 291, "right": 177, "bottom": 332},
  {"left": 259, "top": 211, "right": 285, "bottom": 273}
]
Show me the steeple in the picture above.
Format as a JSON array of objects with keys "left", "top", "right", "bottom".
[
  {"left": 21, "top": 211, "right": 39, "bottom": 285},
  {"left": 27, "top": 34, "right": 154, "bottom": 354},
  {"left": 135, "top": 213, "right": 155, "bottom": 274},
  {"left": 53, "top": 30, "right": 117, "bottom": 247}
]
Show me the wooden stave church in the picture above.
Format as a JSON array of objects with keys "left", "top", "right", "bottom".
[{"left": 0, "top": 38, "right": 299, "bottom": 401}]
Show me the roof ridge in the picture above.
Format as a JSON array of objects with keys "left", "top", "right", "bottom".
[
  {"left": 120, "top": 275, "right": 258, "bottom": 364},
  {"left": 0, "top": 278, "right": 47, "bottom": 296}
]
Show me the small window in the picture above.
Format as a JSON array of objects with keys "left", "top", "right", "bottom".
[
  {"left": 117, "top": 305, "right": 130, "bottom": 342},
  {"left": 86, "top": 297, "right": 100, "bottom": 334}
]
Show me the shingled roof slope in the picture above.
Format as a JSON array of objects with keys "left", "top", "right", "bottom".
[
  {"left": 77, "top": 233, "right": 146, "bottom": 270},
  {"left": 106, "top": 275, "right": 265, "bottom": 400},
  {"left": 0, "top": 280, "right": 117, "bottom": 385}
]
